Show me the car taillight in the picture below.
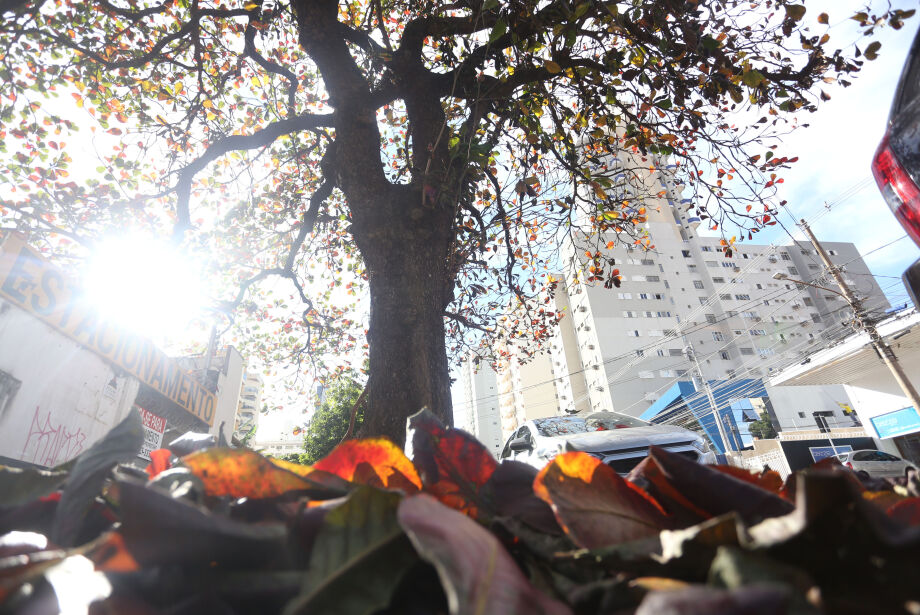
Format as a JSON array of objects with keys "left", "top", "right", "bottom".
[
  {"left": 846, "top": 461, "right": 853, "bottom": 469},
  {"left": 873, "top": 133, "right": 920, "bottom": 246}
]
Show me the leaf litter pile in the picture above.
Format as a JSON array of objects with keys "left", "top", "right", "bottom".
[{"left": 2, "top": 409, "right": 920, "bottom": 614}]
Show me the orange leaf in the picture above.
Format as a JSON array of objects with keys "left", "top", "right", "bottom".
[
  {"left": 183, "top": 448, "right": 348, "bottom": 499},
  {"left": 86, "top": 532, "right": 140, "bottom": 573},
  {"left": 145, "top": 448, "right": 173, "bottom": 479},
  {"left": 533, "top": 452, "right": 671, "bottom": 548},
  {"left": 314, "top": 438, "right": 421, "bottom": 492}
]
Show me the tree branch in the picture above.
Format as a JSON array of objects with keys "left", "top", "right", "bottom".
[{"left": 171, "top": 112, "right": 334, "bottom": 236}]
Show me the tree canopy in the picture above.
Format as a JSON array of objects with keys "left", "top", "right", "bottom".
[{"left": 0, "top": 0, "right": 911, "bottom": 443}]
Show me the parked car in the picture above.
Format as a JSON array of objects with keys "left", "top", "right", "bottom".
[
  {"left": 498, "top": 412, "right": 715, "bottom": 475},
  {"left": 872, "top": 25, "right": 920, "bottom": 303},
  {"left": 833, "top": 449, "right": 917, "bottom": 479}
]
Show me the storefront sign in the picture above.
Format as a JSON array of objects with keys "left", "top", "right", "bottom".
[
  {"left": 138, "top": 407, "right": 167, "bottom": 460},
  {"left": 0, "top": 235, "right": 215, "bottom": 425},
  {"left": 871, "top": 406, "right": 920, "bottom": 440},
  {"left": 808, "top": 445, "right": 852, "bottom": 462}
]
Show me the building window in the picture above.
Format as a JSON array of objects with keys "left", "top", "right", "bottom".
[
  {"left": 712, "top": 277, "right": 725, "bottom": 283},
  {"left": 669, "top": 348, "right": 683, "bottom": 356},
  {"left": 639, "top": 371, "right": 655, "bottom": 379},
  {"left": 706, "top": 260, "right": 718, "bottom": 268},
  {"left": 636, "top": 349, "right": 644, "bottom": 357},
  {"left": 749, "top": 329, "right": 766, "bottom": 336},
  {"left": 803, "top": 297, "right": 814, "bottom": 306},
  {"left": 639, "top": 293, "right": 649, "bottom": 300},
  {"left": 682, "top": 250, "right": 691, "bottom": 257},
  {"left": 712, "top": 332, "right": 724, "bottom": 341},
  {"left": 688, "top": 264, "right": 697, "bottom": 271},
  {"left": 693, "top": 280, "right": 705, "bottom": 289},
  {"left": 701, "top": 246, "right": 713, "bottom": 252},
  {"left": 788, "top": 266, "right": 799, "bottom": 276},
  {"left": 720, "top": 351, "right": 730, "bottom": 360},
  {"left": 811, "top": 313, "right": 821, "bottom": 324},
  {"left": 781, "top": 252, "right": 791, "bottom": 261},
  {"left": 735, "top": 294, "right": 751, "bottom": 300},
  {"left": 706, "top": 314, "right": 717, "bottom": 324},
  {"left": 656, "top": 349, "right": 666, "bottom": 357},
  {"left": 740, "top": 347, "right": 755, "bottom": 355},
  {"left": 721, "top": 261, "right": 735, "bottom": 268},
  {"left": 720, "top": 293, "right": 732, "bottom": 300},
  {"left": 646, "top": 275, "right": 660, "bottom": 282},
  {"left": 618, "top": 292, "right": 632, "bottom": 299},
  {"left": 641, "top": 259, "right": 655, "bottom": 266},
  {"left": 828, "top": 249, "right": 838, "bottom": 256},
  {"left": 824, "top": 294, "right": 837, "bottom": 301}
]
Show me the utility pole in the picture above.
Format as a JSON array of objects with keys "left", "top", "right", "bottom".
[
  {"left": 799, "top": 219, "right": 920, "bottom": 415},
  {"left": 684, "top": 340, "right": 732, "bottom": 455}
]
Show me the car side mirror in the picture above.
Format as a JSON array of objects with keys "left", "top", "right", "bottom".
[{"left": 509, "top": 436, "right": 532, "bottom": 452}]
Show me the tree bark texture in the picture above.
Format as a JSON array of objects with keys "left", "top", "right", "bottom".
[
  {"left": 351, "top": 185, "right": 456, "bottom": 445},
  {"left": 294, "top": 0, "right": 458, "bottom": 445}
]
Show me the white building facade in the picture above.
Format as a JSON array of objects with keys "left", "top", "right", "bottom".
[{"left": 460, "top": 148, "right": 888, "bottom": 444}]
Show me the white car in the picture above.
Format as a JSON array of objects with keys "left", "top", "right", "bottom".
[
  {"left": 498, "top": 412, "right": 716, "bottom": 474},
  {"left": 834, "top": 449, "right": 917, "bottom": 479}
]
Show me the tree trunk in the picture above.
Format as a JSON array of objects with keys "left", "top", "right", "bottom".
[{"left": 351, "top": 186, "right": 455, "bottom": 446}]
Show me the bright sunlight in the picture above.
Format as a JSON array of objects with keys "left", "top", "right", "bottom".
[{"left": 82, "top": 235, "right": 207, "bottom": 341}]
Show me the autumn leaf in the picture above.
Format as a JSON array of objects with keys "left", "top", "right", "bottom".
[
  {"left": 405, "top": 409, "right": 497, "bottom": 519},
  {"left": 637, "top": 446, "right": 793, "bottom": 524},
  {"left": 313, "top": 438, "right": 421, "bottom": 492},
  {"left": 533, "top": 452, "right": 672, "bottom": 548},
  {"left": 183, "top": 448, "right": 348, "bottom": 499},
  {"left": 544, "top": 60, "right": 562, "bottom": 74}
]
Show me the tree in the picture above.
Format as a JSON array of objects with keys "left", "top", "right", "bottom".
[
  {"left": 0, "top": 0, "right": 910, "bottom": 444},
  {"left": 301, "top": 376, "right": 364, "bottom": 463},
  {"left": 749, "top": 411, "right": 778, "bottom": 440}
]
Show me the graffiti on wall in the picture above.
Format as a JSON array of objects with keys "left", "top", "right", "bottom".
[{"left": 20, "top": 406, "right": 86, "bottom": 467}]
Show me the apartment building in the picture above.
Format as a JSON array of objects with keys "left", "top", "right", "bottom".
[
  {"left": 551, "top": 215, "right": 886, "bottom": 418},
  {"left": 235, "top": 370, "right": 262, "bottom": 440},
  {"left": 459, "top": 148, "right": 888, "bottom": 443}
]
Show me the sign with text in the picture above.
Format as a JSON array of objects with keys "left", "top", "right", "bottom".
[
  {"left": 871, "top": 406, "right": 920, "bottom": 440},
  {"left": 808, "top": 445, "right": 853, "bottom": 462},
  {"left": 0, "top": 235, "right": 215, "bottom": 425},
  {"left": 138, "top": 406, "right": 167, "bottom": 460}
]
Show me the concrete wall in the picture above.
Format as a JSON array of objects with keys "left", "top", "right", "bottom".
[
  {"left": 0, "top": 300, "right": 139, "bottom": 467},
  {"left": 765, "top": 383, "right": 861, "bottom": 433}
]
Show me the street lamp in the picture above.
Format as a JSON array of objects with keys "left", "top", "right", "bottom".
[{"left": 771, "top": 271, "right": 848, "bottom": 299}]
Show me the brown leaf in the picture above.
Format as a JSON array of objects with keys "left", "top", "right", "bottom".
[
  {"left": 533, "top": 452, "right": 672, "bottom": 549},
  {"left": 398, "top": 494, "right": 572, "bottom": 615},
  {"left": 643, "top": 447, "right": 793, "bottom": 525}
]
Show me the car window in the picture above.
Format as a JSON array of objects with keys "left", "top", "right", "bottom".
[
  {"left": 853, "top": 451, "right": 875, "bottom": 461},
  {"left": 876, "top": 451, "right": 901, "bottom": 462},
  {"left": 533, "top": 414, "right": 646, "bottom": 437}
]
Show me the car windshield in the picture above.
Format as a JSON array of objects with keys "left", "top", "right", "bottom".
[{"left": 533, "top": 414, "right": 647, "bottom": 437}]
